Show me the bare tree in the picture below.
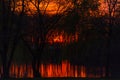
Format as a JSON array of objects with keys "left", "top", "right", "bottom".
[
  {"left": 19, "top": 0, "right": 72, "bottom": 77},
  {"left": 0, "top": 0, "right": 26, "bottom": 78},
  {"left": 0, "top": 0, "right": 16, "bottom": 78},
  {"left": 105, "top": 0, "right": 118, "bottom": 77}
]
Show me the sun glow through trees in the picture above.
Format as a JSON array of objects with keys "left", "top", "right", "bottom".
[
  {"left": 13, "top": 0, "right": 72, "bottom": 15},
  {"left": 47, "top": 31, "right": 78, "bottom": 44},
  {"left": 12, "top": 0, "right": 109, "bottom": 15}
]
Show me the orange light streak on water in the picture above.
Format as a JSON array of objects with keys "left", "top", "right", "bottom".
[{"left": 80, "top": 66, "right": 86, "bottom": 77}]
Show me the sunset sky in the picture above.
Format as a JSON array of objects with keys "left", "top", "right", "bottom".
[
  {"left": 13, "top": 0, "right": 72, "bottom": 15},
  {"left": 13, "top": 0, "right": 109, "bottom": 15}
]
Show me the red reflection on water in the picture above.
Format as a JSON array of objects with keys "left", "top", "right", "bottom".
[
  {"left": 0, "top": 60, "right": 105, "bottom": 78},
  {"left": 9, "top": 64, "right": 33, "bottom": 78}
]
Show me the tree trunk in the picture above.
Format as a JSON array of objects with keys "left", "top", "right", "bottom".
[
  {"left": 105, "top": 12, "right": 113, "bottom": 78},
  {"left": 32, "top": 56, "right": 41, "bottom": 77},
  {"left": 1, "top": 51, "right": 9, "bottom": 78}
]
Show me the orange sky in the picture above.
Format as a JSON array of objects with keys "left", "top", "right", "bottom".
[
  {"left": 13, "top": 0, "right": 72, "bottom": 15},
  {"left": 13, "top": 0, "right": 108, "bottom": 15},
  {"left": 99, "top": 0, "right": 108, "bottom": 14}
]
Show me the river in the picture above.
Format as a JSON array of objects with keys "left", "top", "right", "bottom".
[{"left": 0, "top": 60, "right": 106, "bottom": 78}]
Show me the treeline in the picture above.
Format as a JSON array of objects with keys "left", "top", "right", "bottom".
[{"left": 0, "top": 0, "right": 120, "bottom": 78}]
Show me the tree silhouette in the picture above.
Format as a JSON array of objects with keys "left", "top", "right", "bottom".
[
  {"left": 0, "top": 0, "right": 24, "bottom": 78},
  {"left": 18, "top": 0, "right": 71, "bottom": 77},
  {"left": 105, "top": 0, "right": 118, "bottom": 77}
]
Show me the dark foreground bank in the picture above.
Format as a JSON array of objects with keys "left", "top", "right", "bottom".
[{"left": 0, "top": 78, "right": 120, "bottom": 80}]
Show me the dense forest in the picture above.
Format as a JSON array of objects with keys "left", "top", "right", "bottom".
[{"left": 0, "top": 0, "right": 120, "bottom": 78}]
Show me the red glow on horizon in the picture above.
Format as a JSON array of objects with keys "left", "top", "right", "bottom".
[
  {"left": 47, "top": 30, "right": 78, "bottom": 44},
  {"left": 53, "top": 35, "right": 63, "bottom": 43}
]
